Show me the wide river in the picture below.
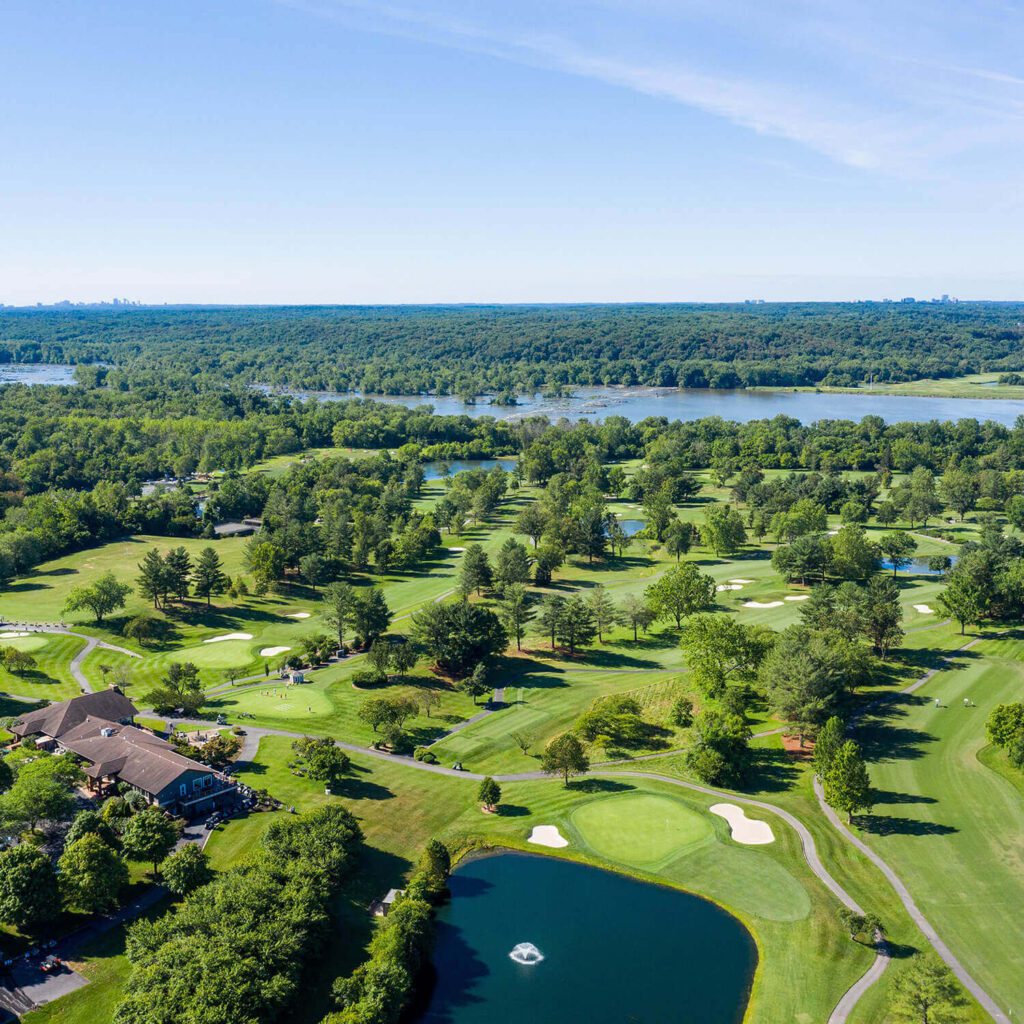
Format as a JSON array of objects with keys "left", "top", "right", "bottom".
[
  {"left": 417, "top": 852, "right": 755, "bottom": 1024},
  {"left": 265, "top": 384, "right": 1024, "bottom": 426}
]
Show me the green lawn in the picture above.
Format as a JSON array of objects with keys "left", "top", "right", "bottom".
[
  {"left": 201, "top": 735, "right": 869, "bottom": 1024},
  {"left": 4, "top": 468, "right": 1015, "bottom": 1024},
  {"left": 0, "top": 632, "right": 87, "bottom": 700},
  {"left": 853, "top": 635, "right": 1024, "bottom": 1019},
  {"left": 568, "top": 791, "right": 713, "bottom": 867}
]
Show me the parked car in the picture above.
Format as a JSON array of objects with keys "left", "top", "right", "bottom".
[{"left": 40, "top": 955, "right": 63, "bottom": 974}]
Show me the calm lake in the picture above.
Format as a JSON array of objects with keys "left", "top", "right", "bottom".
[
  {"left": 417, "top": 852, "right": 756, "bottom": 1024},
  {"left": 0, "top": 363, "right": 77, "bottom": 385},
  {"left": 259, "top": 384, "right": 1024, "bottom": 426}
]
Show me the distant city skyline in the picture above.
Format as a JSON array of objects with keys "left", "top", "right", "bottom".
[{"left": 2, "top": 1, "right": 1022, "bottom": 304}]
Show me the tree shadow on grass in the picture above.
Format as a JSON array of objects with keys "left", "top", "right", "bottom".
[
  {"left": 855, "top": 694, "right": 939, "bottom": 765},
  {"left": 543, "top": 648, "right": 663, "bottom": 670},
  {"left": 334, "top": 773, "right": 394, "bottom": 802},
  {"left": 746, "top": 748, "right": 800, "bottom": 794},
  {"left": 871, "top": 789, "right": 938, "bottom": 806},
  {"left": 858, "top": 814, "right": 958, "bottom": 837},
  {"left": 407, "top": 723, "right": 454, "bottom": 746},
  {"left": 350, "top": 844, "right": 413, "bottom": 903},
  {"left": 495, "top": 804, "right": 530, "bottom": 817},
  {"left": 571, "top": 778, "right": 635, "bottom": 794}
]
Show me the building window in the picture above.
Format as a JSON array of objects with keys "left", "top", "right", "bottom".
[{"left": 179, "top": 783, "right": 187, "bottom": 796}]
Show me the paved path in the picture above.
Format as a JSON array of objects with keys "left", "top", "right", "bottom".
[
  {"left": 150, "top": 716, "right": 889, "bottom": 1020},
  {"left": 0, "top": 622, "right": 141, "bottom": 695},
  {"left": 826, "top": 931, "right": 891, "bottom": 1024},
  {"left": 814, "top": 778, "right": 1007, "bottom": 1023},
  {"left": 817, "top": 630, "right": 1011, "bottom": 1024}
]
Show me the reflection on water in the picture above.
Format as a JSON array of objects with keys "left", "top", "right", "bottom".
[
  {"left": 418, "top": 853, "right": 755, "bottom": 1024},
  {"left": 257, "top": 384, "right": 1024, "bottom": 427},
  {"left": 0, "top": 363, "right": 78, "bottom": 386}
]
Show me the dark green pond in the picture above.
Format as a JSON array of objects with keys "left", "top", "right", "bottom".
[{"left": 418, "top": 853, "right": 756, "bottom": 1024}]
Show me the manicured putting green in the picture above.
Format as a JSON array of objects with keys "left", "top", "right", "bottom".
[
  {"left": 0, "top": 635, "right": 51, "bottom": 653},
  {"left": 166, "top": 640, "right": 256, "bottom": 669},
  {"left": 570, "top": 793, "right": 713, "bottom": 867}
]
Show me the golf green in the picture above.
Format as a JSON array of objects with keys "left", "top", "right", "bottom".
[
  {"left": 570, "top": 792, "right": 713, "bottom": 868},
  {"left": 166, "top": 639, "right": 256, "bottom": 669},
  {"left": 0, "top": 635, "right": 51, "bottom": 653}
]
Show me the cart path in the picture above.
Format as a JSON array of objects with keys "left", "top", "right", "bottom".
[
  {"left": 155, "top": 714, "right": 886, "bottom": 1022},
  {"left": 818, "top": 629, "right": 1010, "bottom": 1024},
  {"left": 813, "top": 778, "right": 1007, "bottom": 1023},
  {"left": 0, "top": 621, "right": 142, "bottom": 695}
]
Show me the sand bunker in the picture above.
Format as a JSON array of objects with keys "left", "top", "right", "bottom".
[
  {"left": 286, "top": 612, "right": 310, "bottom": 619},
  {"left": 0, "top": 631, "right": 32, "bottom": 638},
  {"left": 729, "top": 578, "right": 755, "bottom": 584},
  {"left": 527, "top": 825, "right": 568, "bottom": 849},
  {"left": 260, "top": 646, "right": 291, "bottom": 657},
  {"left": 716, "top": 584, "right": 744, "bottom": 592},
  {"left": 913, "top": 604, "right": 935, "bottom": 614},
  {"left": 448, "top": 546, "right": 466, "bottom": 553},
  {"left": 710, "top": 804, "right": 775, "bottom": 845},
  {"left": 784, "top": 595, "right": 810, "bottom": 602},
  {"left": 204, "top": 633, "right": 253, "bottom": 643},
  {"left": 743, "top": 600, "right": 783, "bottom": 609}
]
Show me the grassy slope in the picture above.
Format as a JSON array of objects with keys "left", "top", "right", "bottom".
[
  {"left": 853, "top": 636, "right": 1024, "bottom": 1018},
  {"left": 0, "top": 633, "right": 86, "bottom": 700},
  {"left": 9, "top": 466, "right": 1020, "bottom": 1024},
  {"left": 216, "top": 736, "right": 868, "bottom": 1024}
]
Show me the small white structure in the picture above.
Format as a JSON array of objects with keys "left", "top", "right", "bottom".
[{"left": 372, "top": 888, "right": 405, "bottom": 917}]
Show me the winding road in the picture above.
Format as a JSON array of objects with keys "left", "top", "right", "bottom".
[
  {"left": 4, "top": 615, "right": 1000, "bottom": 1021},
  {"left": 0, "top": 621, "right": 142, "bottom": 694}
]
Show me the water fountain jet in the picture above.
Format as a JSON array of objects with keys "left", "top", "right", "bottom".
[{"left": 508, "top": 942, "right": 544, "bottom": 965}]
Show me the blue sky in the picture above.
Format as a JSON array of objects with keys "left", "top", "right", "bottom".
[{"left": 2, "top": 0, "right": 1022, "bottom": 303}]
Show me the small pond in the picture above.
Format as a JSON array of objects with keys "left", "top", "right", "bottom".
[
  {"left": 423, "top": 459, "right": 517, "bottom": 481},
  {"left": 616, "top": 519, "right": 647, "bottom": 537},
  {"left": 417, "top": 852, "right": 756, "bottom": 1024},
  {"left": 880, "top": 555, "right": 958, "bottom": 576}
]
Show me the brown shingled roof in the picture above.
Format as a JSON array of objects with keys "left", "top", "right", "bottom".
[
  {"left": 59, "top": 722, "right": 213, "bottom": 797},
  {"left": 11, "top": 689, "right": 137, "bottom": 740}
]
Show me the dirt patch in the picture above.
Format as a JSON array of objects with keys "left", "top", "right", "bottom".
[{"left": 781, "top": 733, "right": 814, "bottom": 761}]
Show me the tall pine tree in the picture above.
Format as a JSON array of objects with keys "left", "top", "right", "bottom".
[
  {"left": 137, "top": 550, "right": 169, "bottom": 610},
  {"left": 192, "top": 547, "right": 228, "bottom": 608}
]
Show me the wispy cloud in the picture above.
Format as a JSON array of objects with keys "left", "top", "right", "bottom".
[{"left": 275, "top": 0, "right": 1024, "bottom": 176}]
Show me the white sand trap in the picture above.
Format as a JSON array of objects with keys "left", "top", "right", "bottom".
[
  {"left": 913, "top": 604, "right": 935, "bottom": 614},
  {"left": 729, "top": 578, "right": 755, "bottom": 584},
  {"left": 0, "top": 631, "right": 32, "bottom": 638},
  {"left": 784, "top": 595, "right": 810, "bottom": 602},
  {"left": 448, "top": 546, "right": 466, "bottom": 553},
  {"left": 527, "top": 825, "right": 568, "bottom": 849},
  {"left": 743, "top": 600, "right": 784, "bottom": 609},
  {"left": 260, "top": 646, "right": 291, "bottom": 657},
  {"left": 286, "top": 612, "right": 310, "bottom": 619},
  {"left": 716, "top": 584, "right": 744, "bottom": 592},
  {"left": 710, "top": 804, "right": 775, "bottom": 845},
  {"left": 204, "top": 632, "right": 253, "bottom": 643}
]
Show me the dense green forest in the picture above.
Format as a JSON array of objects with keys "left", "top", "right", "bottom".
[{"left": 1, "top": 302, "right": 1023, "bottom": 393}]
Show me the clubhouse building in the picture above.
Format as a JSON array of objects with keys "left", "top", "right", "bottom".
[{"left": 10, "top": 688, "right": 236, "bottom": 817}]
